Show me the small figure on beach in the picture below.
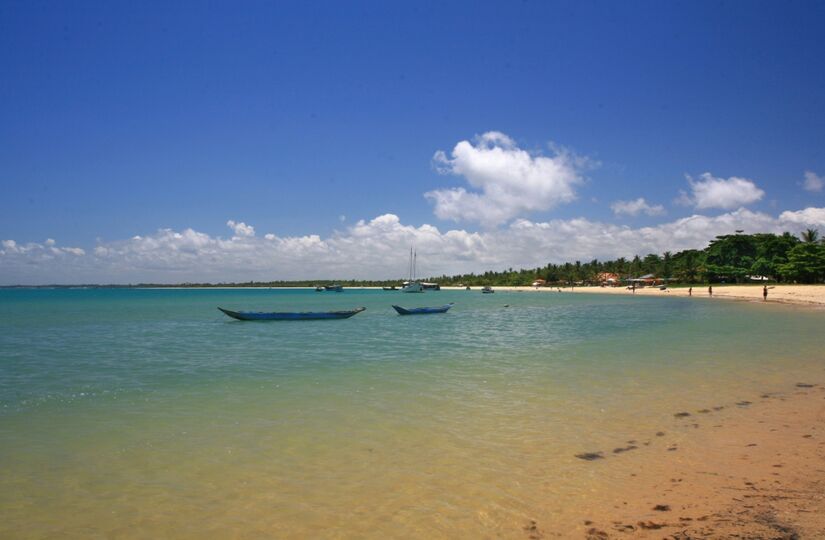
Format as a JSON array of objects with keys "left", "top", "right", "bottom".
[
  {"left": 708, "top": 285, "right": 713, "bottom": 297},
  {"left": 763, "top": 285, "right": 768, "bottom": 301},
  {"left": 632, "top": 283, "right": 636, "bottom": 294},
  {"left": 688, "top": 286, "right": 692, "bottom": 296}
]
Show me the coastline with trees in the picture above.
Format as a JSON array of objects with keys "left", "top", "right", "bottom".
[{"left": 2, "top": 229, "right": 824, "bottom": 290}]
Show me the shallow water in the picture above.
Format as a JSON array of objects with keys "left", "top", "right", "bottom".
[{"left": 1, "top": 288, "right": 823, "bottom": 538}]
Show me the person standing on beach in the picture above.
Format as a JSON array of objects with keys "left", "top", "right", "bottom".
[
  {"left": 708, "top": 285, "right": 713, "bottom": 297},
  {"left": 763, "top": 285, "right": 768, "bottom": 301},
  {"left": 688, "top": 286, "right": 692, "bottom": 296}
]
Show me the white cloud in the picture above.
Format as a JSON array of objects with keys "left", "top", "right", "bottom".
[
  {"left": 680, "top": 172, "right": 765, "bottom": 210},
  {"left": 778, "top": 207, "right": 825, "bottom": 225},
  {"left": 425, "top": 131, "right": 588, "bottom": 226},
  {"left": 226, "top": 220, "right": 255, "bottom": 237},
  {"left": 1, "top": 238, "right": 86, "bottom": 257},
  {"left": 803, "top": 171, "right": 823, "bottom": 193},
  {"left": 610, "top": 198, "right": 666, "bottom": 217},
  {"left": 4, "top": 208, "right": 825, "bottom": 284}
]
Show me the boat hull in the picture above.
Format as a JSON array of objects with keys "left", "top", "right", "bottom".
[
  {"left": 218, "top": 307, "right": 365, "bottom": 321},
  {"left": 401, "top": 282, "right": 424, "bottom": 293},
  {"left": 392, "top": 303, "right": 453, "bottom": 315}
]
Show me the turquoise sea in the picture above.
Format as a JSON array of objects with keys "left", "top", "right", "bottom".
[{"left": 1, "top": 288, "right": 823, "bottom": 538}]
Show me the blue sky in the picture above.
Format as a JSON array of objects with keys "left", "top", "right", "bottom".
[{"left": 1, "top": 1, "right": 824, "bottom": 283}]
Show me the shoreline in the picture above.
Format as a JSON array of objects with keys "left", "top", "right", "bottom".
[
  {"left": 6, "top": 284, "right": 825, "bottom": 308},
  {"left": 442, "top": 284, "right": 825, "bottom": 308}
]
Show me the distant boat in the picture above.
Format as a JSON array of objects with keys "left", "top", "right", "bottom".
[
  {"left": 315, "top": 286, "right": 324, "bottom": 292},
  {"left": 392, "top": 303, "right": 454, "bottom": 315},
  {"left": 482, "top": 286, "right": 494, "bottom": 294},
  {"left": 218, "top": 307, "right": 365, "bottom": 321},
  {"left": 401, "top": 247, "right": 424, "bottom": 293},
  {"left": 401, "top": 281, "right": 423, "bottom": 293},
  {"left": 324, "top": 284, "right": 343, "bottom": 292},
  {"left": 382, "top": 285, "right": 398, "bottom": 291}
]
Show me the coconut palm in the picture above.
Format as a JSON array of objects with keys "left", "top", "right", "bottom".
[{"left": 801, "top": 228, "right": 820, "bottom": 243}]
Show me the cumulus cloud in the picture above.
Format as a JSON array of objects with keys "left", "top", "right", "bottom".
[
  {"left": 803, "top": 171, "right": 823, "bottom": 193},
  {"left": 679, "top": 172, "right": 765, "bottom": 210},
  {"left": 4, "top": 208, "right": 825, "bottom": 285},
  {"left": 226, "top": 220, "right": 255, "bottom": 237},
  {"left": 425, "top": 131, "right": 588, "bottom": 226},
  {"left": 1, "top": 238, "right": 85, "bottom": 257},
  {"left": 610, "top": 198, "right": 666, "bottom": 217},
  {"left": 778, "top": 207, "right": 825, "bottom": 225}
]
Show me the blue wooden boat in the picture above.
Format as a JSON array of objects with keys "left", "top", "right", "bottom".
[
  {"left": 391, "top": 303, "right": 454, "bottom": 315},
  {"left": 218, "top": 306, "right": 365, "bottom": 321},
  {"left": 324, "top": 284, "right": 343, "bottom": 292}
]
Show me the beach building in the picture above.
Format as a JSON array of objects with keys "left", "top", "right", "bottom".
[
  {"left": 627, "top": 273, "right": 664, "bottom": 287},
  {"left": 595, "top": 272, "right": 620, "bottom": 286}
]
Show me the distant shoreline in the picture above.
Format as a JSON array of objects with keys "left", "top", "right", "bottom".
[
  {"left": 469, "top": 284, "right": 825, "bottom": 308},
  {"left": 4, "top": 283, "right": 825, "bottom": 307}
]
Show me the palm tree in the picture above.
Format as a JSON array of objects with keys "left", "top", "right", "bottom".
[
  {"left": 801, "top": 228, "right": 820, "bottom": 243},
  {"left": 662, "top": 251, "right": 673, "bottom": 278}
]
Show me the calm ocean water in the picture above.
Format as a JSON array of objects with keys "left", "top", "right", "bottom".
[{"left": 1, "top": 288, "right": 823, "bottom": 538}]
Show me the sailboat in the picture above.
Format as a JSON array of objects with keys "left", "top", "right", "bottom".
[{"left": 401, "top": 247, "right": 424, "bottom": 293}]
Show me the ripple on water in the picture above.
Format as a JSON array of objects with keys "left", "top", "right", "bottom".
[{"left": 1, "top": 288, "right": 823, "bottom": 537}]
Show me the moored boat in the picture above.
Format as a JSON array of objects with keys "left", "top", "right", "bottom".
[
  {"left": 392, "top": 303, "right": 454, "bottom": 315},
  {"left": 482, "top": 286, "right": 494, "bottom": 294},
  {"left": 324, "top": 284, "right": 343, "bottom": 292},
  {"left": 401, "top": 281, "right": 424, "bottom": 293},
  {"left": 402, "top": 247, "right": 424, "bottom": 293},
  {"left": 218, "top": 306, "right": 365, "bottom": 321}
]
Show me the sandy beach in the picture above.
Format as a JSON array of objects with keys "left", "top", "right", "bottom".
[
  {"left": 3, "top": 287, "right": 824, "bottom": 539},
  {"left": 568, "top": 381, "right": 825, "bottom": 539},
  {"left": 445, "top": 284, "right": 825, "bottom": 308},
  {"left": 437, "top": 284, "right": 825, "bottom": 537}
]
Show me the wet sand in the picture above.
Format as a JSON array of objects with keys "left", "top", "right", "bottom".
[
  {"left": 441, "top": 283, "right": 825, "bottom": 537},
  {"left": 564, "top": 382, "right": 825, "bottom": 539}
]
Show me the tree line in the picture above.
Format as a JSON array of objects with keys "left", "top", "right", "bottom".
[
  {"left": 111, "top": 228, "right": 825, "bottom": 289},
  {"left": 430, "top": 228, "right": 825, "bottom": 287}
]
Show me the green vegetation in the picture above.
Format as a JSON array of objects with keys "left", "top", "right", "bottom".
[
  {"left": 6, "top": 229, "right": 823, "bottom": 289},
  {"left": 182, "top": 228, "right": 824, "bottom": 288},
  {"left": 434, "top": 229, "right": 825, "bottom": 287}
]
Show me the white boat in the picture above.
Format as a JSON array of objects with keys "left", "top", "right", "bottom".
[
  {"left": 401, "top": 247, "right": 424, "bottom": 293},
  {"left": 401, "top": 281, "right": 424, "bottom": 293}
]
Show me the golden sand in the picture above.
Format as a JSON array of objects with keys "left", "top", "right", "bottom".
[
  {"left": 569, "top": 382, "right": 825, "bottom": 539},
  {"left": 435, "top": 284, "right": 825, "bottom": 537},
  {"left": 447, "top": 284, "right": 825, "bottom": 308}
]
